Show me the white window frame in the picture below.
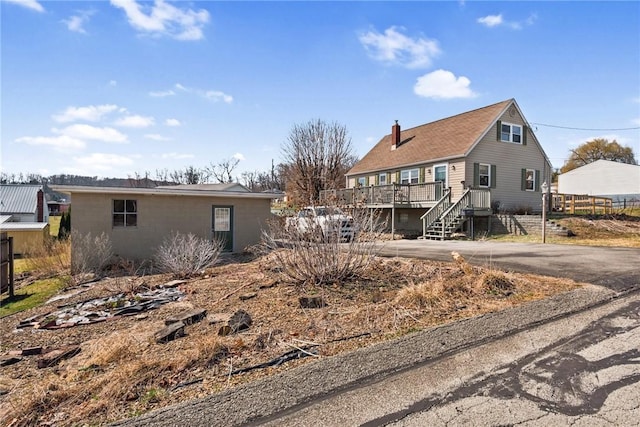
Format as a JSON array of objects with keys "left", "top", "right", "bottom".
[
  {"left": 479, "top": 163, "right": 491, "bottom": 188},
  {"left": 501, "top": 122, "right": 523, "bottom": 144},
  {"left": 525, "top": 169, "right": 535, "bottom": 191},
  {"left": 433, "top": 163, "right": 448, "bottom": 188},
  {"left": 378, "top": 173, "right": 387, "bottom": 185},
  {"left": 357, "top": 177, "right": 366, "bottom": 187},
  {"left": 400, "top": 168, "right": 419, "bottom": 184}
]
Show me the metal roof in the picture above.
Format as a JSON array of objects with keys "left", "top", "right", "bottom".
[
  {"left": 0, "top": 222, "right": 48, "bottom": 231},
  {"left": 0, "top": 185, "right": 42, "bottom": 215}
]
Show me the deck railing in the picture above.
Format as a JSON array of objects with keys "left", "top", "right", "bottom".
[
  {"left": 551, "top": 193, "right": 613, "bottom": 215},
  {"left": 320, "top": 182, "right": 444, "bottom": 206}
]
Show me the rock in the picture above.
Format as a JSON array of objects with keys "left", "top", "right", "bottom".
[
  {"left": 208, "top": 313, "right": 231, "bottom": 325},
  {"left": 0, "top": 357, "right": 22, "bottom": 366},
  {"left": 165, "top": 308, "right": 207, "bottom": 326},
  {"left": 163, "top": 279, "right": 187, "bottom": 288},
  {"left": 258, "top": 280, "right": 277, "bottom": 289},
  {"left": 239, "top": 292, "right": 257, "bottom": 301},
  {"left": 21, "top": 346, "right": 43, "bottom": 356},
  {"left": 218, "top": 310, "right": 252, "bottom": 336},
  {"left": 299, "top": 296, "right": 326, "bottom": 309},
  {"left": 37, "top": 346, "right": 81, "bottom": 369},
  {"left": 155, "top": 322, "right": 186, "bottom": 343}
]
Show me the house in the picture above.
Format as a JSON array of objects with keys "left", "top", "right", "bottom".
[
  {"left": 323, "top": 99, "right": 552, "bottom": 238},
  {"left": 0, "top": 185, "right": 50, "bottom": 254},
  {"left": 558, "top": 160, "right": 640, "bottom": 207},
  {"left": 50, "top": 183, "right": 276, "bottom": 261}
]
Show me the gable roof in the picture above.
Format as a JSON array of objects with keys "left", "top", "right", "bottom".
[
  {"left": 0, "top": 185, "right": 42, "bottom": 215},
  {"left": 158, "top": 183, "right": 250, "bottom": 192},
  {"left": 348, "top": 99, "right": 514, "bottom": 176}
]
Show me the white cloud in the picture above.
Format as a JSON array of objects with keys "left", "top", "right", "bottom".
[
  {"left": 110, "top": 0, "right": 210, "bottom": 41},
  {"left": 3, "top": 0, "right": 44, "bottom": 13},
  {"left": 359, "top": 26, "right": 440, "bottom": 69},
  {"left": 477, "top": 14, "right": 503, "bottom": 28},
  {"left": 232, "top": 153, "right": 245, "bottom": 161},
  {"left": 114, "top": 114, "right": 155, "bottom": 128},
  {"left": 53, "top": 124, "right": 128, "bottom": 143},
  {"left": 165, "top": 118, "right": 181, "bottom": 127},
  {"left": 149, "top": 89, "right": 175, "bottom": 97},
  {"left": 477, "top": 13, "right": 537, "bottom": 30},
  {"left": 62, "top": 10, "right": 95, "bottom": 34},
  {"left": 109, "top": 80, "right": 117, "bottom": 86},
  {"left": 73, "top": 153, "right": 134, "bottom": 171},
  {"left": 145, "top": 133, "right": 171, "bottom": 141},
  {"left": 16, "top": 135, "right": 85, "bottom": 150},
  {"left": 52, "top": 104, "right": 119, "bottom": 123},
  {"left": 632, "top": 118, "right": 640, "bottom": 126},
  {"left": 205, "top": 90, "right": 233, "bottom": 104},
  {"left": 161, "top": 152, "right": 194, "bottom": 159},
  {"left": 414, "top": 69, "right": 477, "bottom": 100}
]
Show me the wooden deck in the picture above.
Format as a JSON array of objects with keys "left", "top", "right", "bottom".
[{"left": 320, "top": 182, "right": 445, "bottom": 207}]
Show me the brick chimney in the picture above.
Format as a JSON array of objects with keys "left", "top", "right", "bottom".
[
  {"left": 391, "top": 120, "right": 400, "bottom": 150},
  {"left": 37, "top": 189, "right": 44, "bottom": 222}
]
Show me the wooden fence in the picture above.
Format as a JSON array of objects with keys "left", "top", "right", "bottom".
[
  {"left": 1, "top": 232, "right": 15, "bottom": 297},
  {"left": 551, "top": 193, "right": 613, "bottom": 215}
]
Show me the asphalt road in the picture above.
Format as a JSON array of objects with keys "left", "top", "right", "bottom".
[
  {"left": 374, "top": 240, "right": 640, "bottom": 292},
  {"left": 113, "top": 241, "right": 640, "bottom": 427}
]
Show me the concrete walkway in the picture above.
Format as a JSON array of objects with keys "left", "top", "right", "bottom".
[{"left": 113, "top": 241, "right": 640, "bottom": 426}]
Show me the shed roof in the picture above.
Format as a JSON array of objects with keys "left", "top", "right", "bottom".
[
  {"left": 50, "top": 185, "right": 276, "bottom": 199},
  {"left": 0, "top": 222, "right": 48, "bottom": 231},
  {"left": 158, "top": 183, "right": 250, "bottom": 192},
  {"left": 0, "top": 185, "right": 42, "bottom": 215},
  {"left": 348, "top": 99, "right": 513, "bottom": 176}
]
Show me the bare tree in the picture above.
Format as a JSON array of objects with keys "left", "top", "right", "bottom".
[
  {"left": 169, "top": 165, "right": 207, "bottom": 184},
  {"left": 282, "top": 119, "right": 357, "bottom": 206},
  {"left": 206, "top": 158, "right": 240, "bottom": 183}
]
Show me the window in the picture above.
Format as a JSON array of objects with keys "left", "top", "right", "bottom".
[
  {"left": 525, "top": 169, "right": 535, "bottom": 191},
  {"left": 433, "top": 164, "right": 447, "bottom": 187},
  {"left": 113, "top": 199, "right": 137, "bottom": 227},
  {"left": 357, "top": 177, "right": 366, "bottom": 187},
  {"left": 400, "top": 168, "right": 419, "bottom": 184},
  {"left": 379, "top": 173, "right": 387, "bottom": 185},
  {"left": 478, "top": 164, "right": 490, "bottom": 187},
  {"left": 501, "top": 122, "right": 522, "bottom": 144}
]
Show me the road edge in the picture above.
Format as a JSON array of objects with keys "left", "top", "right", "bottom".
[{"left": 111, "top": 285, "right": 619, "bottom": 427}]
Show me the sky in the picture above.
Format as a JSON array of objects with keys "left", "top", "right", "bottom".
[{"left": 1, "top": 0, "right": 639, "bottom": 181}]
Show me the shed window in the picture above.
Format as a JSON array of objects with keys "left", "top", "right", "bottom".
[{"left": 113, "top": 199, "right": 137, "bottom": 227}]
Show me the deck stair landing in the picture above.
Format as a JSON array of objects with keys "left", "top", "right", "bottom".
[{"left": 420, "top": 188, "right": 491, "bottom": 241}]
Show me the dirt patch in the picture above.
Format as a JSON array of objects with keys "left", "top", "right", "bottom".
[{"left": 0, "top": 253, "right": 583, "bottom": 426}]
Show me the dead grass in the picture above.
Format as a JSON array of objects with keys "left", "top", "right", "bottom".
[{"left": 0, "top": 252, "right": 583, "bottom": 426}]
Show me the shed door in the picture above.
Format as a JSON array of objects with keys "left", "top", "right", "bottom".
[{"left": 212, "top": 206, "right": 233, "bottom": 252}]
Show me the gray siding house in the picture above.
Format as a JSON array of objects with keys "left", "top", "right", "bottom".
[{"left": 324, "top": 99, "right": 552, "bottom": 238}]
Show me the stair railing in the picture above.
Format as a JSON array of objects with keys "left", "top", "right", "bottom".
[{"left": 420, "top": 188, "right": 451, "bottom": 237}]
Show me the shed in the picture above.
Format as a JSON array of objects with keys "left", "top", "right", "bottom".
[
  {"left": 51, "top": 184, "right": 276, "bottom": 261},
  {"left": 0, "top": 217, "right": 50, "bottom": 255},
  {"left": 558, "top": 160, "right": 640, "bottom": 206}
]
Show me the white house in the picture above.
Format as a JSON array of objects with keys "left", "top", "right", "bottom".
[{"left": 558, "top": 160, "right": 640, "bottom": 205}]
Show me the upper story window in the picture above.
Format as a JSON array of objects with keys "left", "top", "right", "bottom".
[
  {"left": 113, "top": 199, "right": 137, "bottom": 227},
  {"left": 357, "top": 177, "right": 366, "bottom": 186},
  {"left": 479, "top": 164, "right": 490, "bottom": 187},
  {"left": 501, "top": 122, "right": 522, "bottom": 144},
  {"left": 400, "top": 168, "right": 419, "bottom": 184},
  {"left": 379, "top": 173, "right": 387, "bottom": 185}
]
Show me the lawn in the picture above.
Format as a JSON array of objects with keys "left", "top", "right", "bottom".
[
  {"left": 0, "top": 276, "right": 68, "bottom": 318},
  {"left": 48, "top": 215, "right": 62, "bottom": 237}
]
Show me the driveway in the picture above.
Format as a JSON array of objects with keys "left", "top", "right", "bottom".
[{"left": 374, "top": 240, "right": 640, "bottom": 292}]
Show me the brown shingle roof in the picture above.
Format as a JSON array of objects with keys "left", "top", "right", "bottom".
[{"left": 348, "top": 99, "right": 513, "bottom": 175}]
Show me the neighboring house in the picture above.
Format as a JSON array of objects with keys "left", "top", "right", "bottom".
[
  {"left": 47, "top": 200, "right": 71, "bottom": 216},
  {"left": 558, "top": 160, "right": 640, "bottom": 207},
  {"left": 323, "top": 99, "right": 552, "bottom": 238},
  {"left": 51, "top": 183, "right": 276, "bottom": 261},
  {"left": 0, "top": 185, "right": 50, "bottom": 254},
  {"left": 0, "top": 184, "right": 48, "bottom": 223}
]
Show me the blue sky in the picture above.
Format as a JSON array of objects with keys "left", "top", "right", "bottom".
[{"left": 1, "top": 0, "right": 639, "bottom": 180}]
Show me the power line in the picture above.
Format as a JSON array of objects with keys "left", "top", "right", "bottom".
[{"left": 530, "top": 122, "right": 640, "bottom": 131}]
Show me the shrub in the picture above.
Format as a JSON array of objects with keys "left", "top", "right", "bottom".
[
  {"left": 154, "top": 232, "right": 224, "bottom": 278},
  {"left": 21, "top": 238, "right": 71, "bottom": 278},
  {"left": 71, "top": 230, "right": 113, "bottom": 276},
  {"left": 259, "top": 206, "right": 387, "bottom": 285}
]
